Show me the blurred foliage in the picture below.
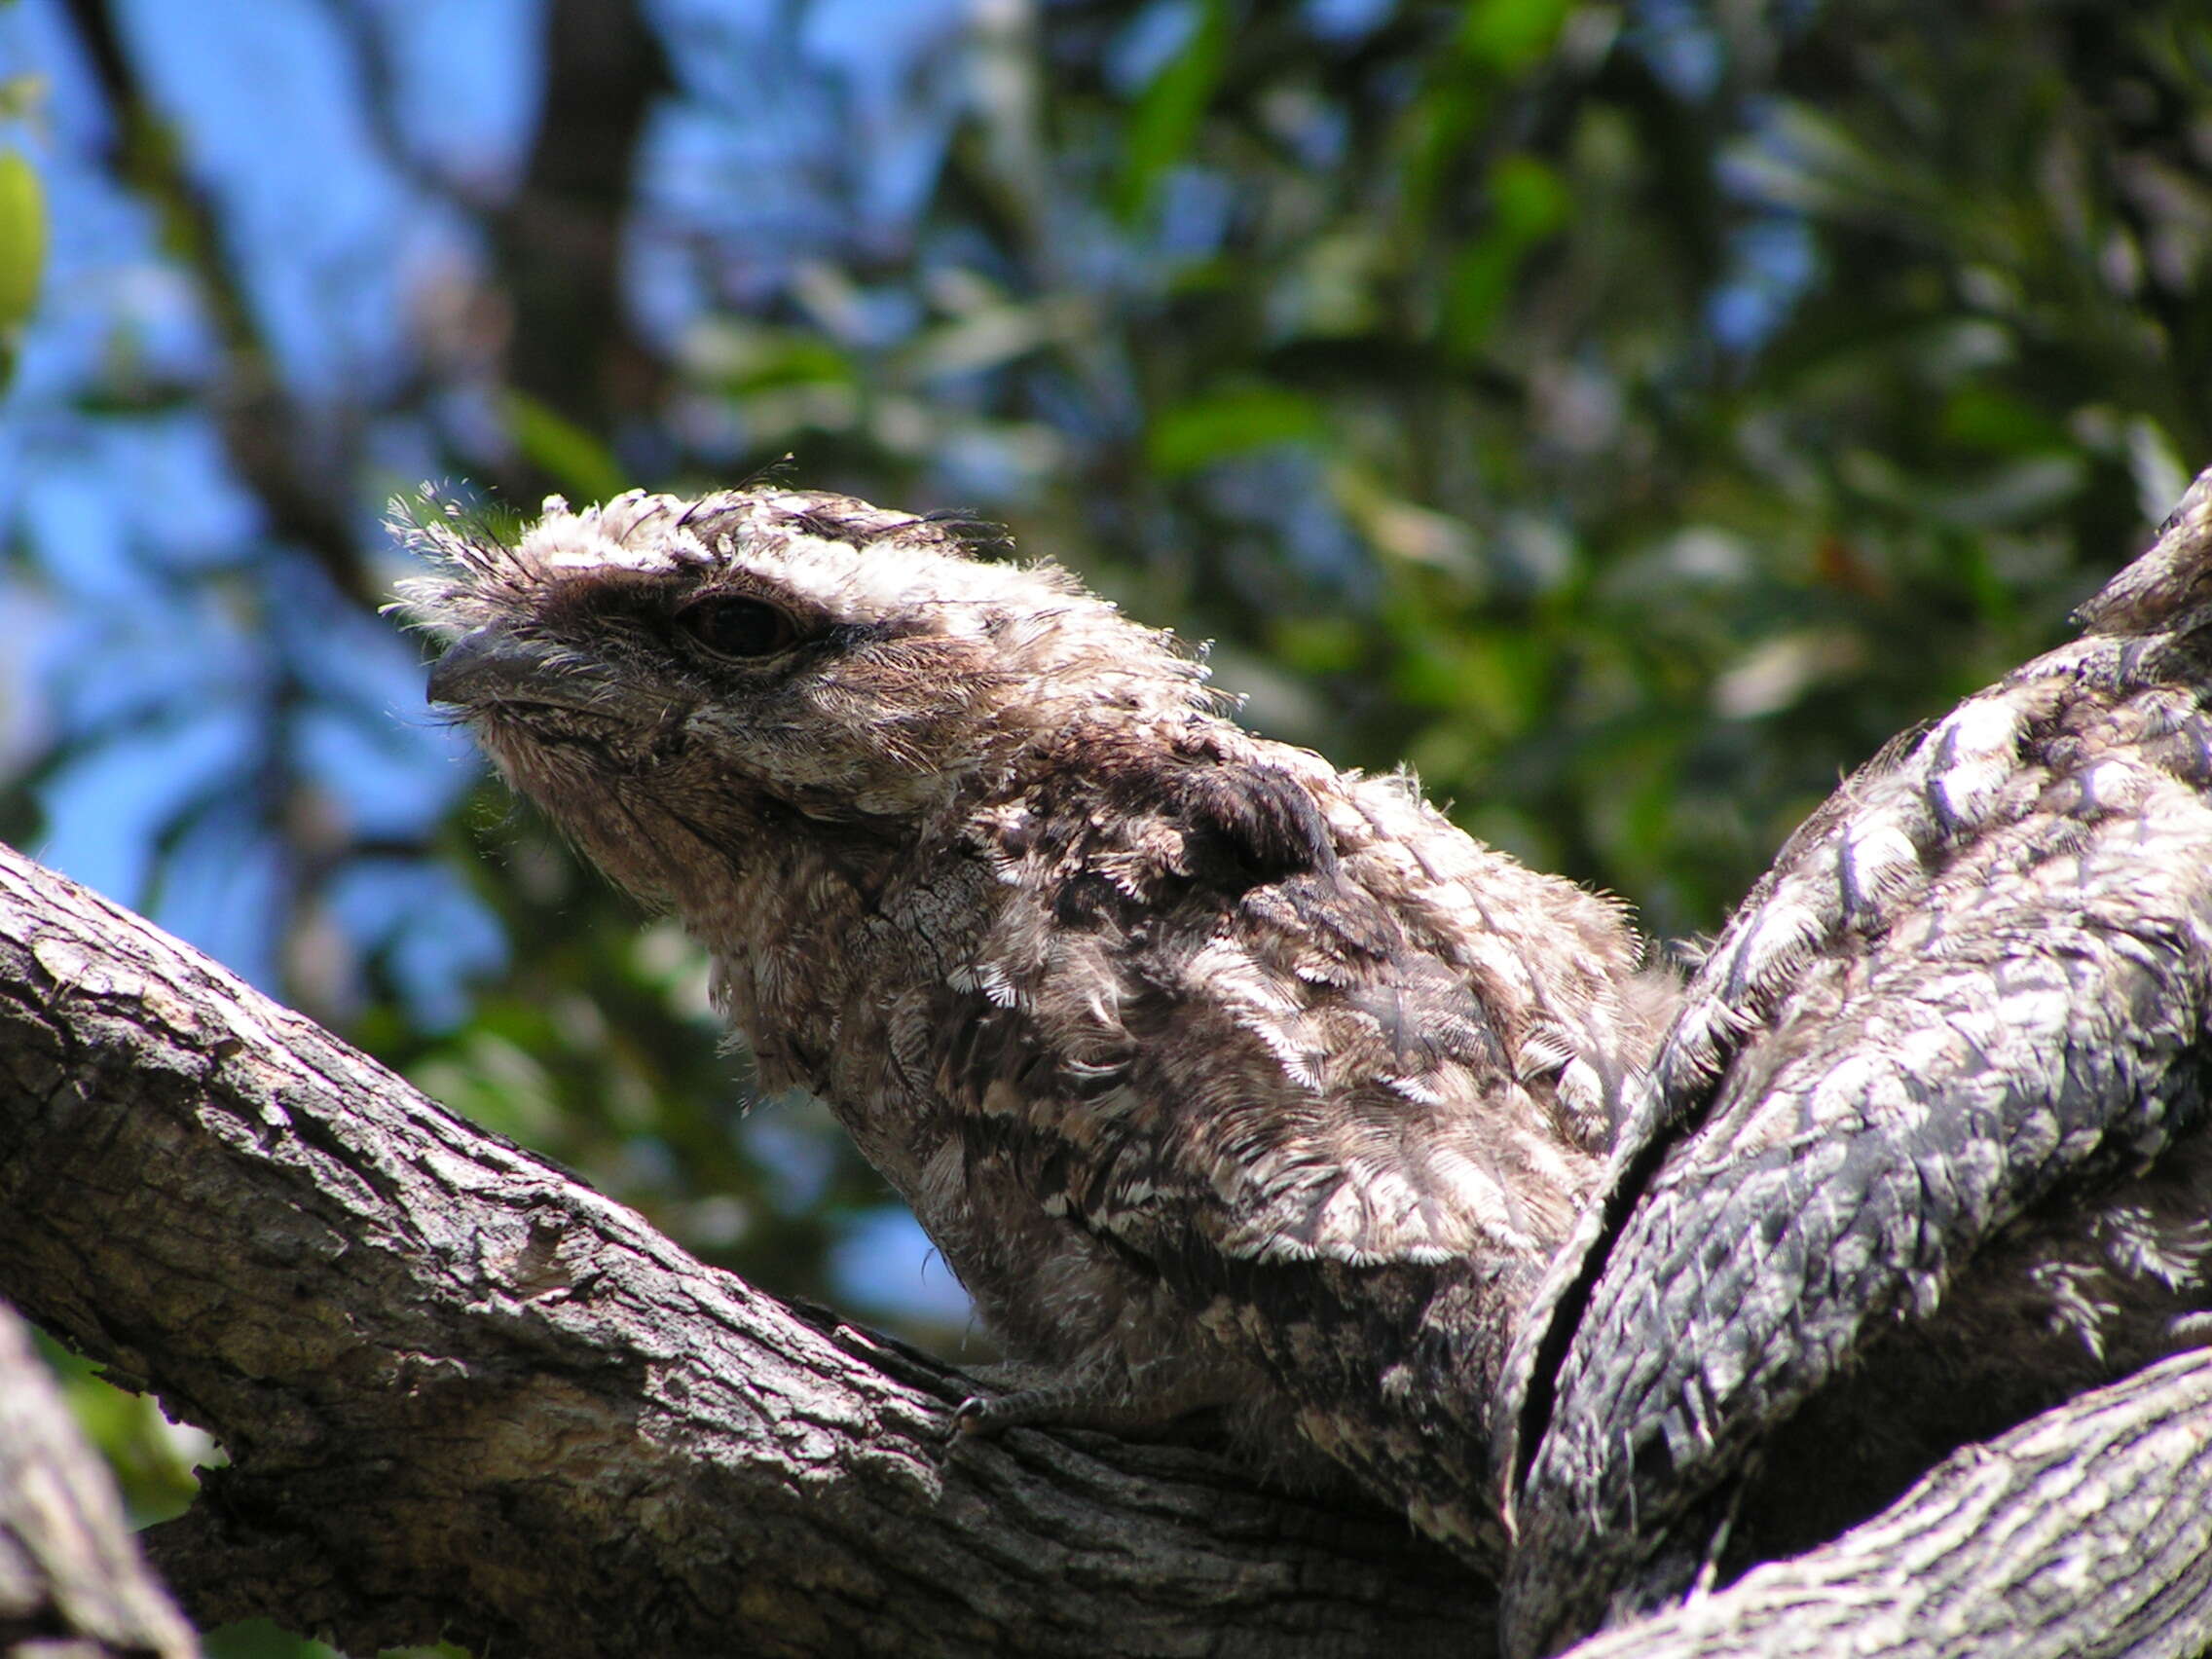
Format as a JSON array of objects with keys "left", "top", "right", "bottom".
[
  {"left": 0, "top": 0, "right": 2208, "bottom": 1649},
  {"left": 0, "top": 145, "right": 41, "bottom": 377}
]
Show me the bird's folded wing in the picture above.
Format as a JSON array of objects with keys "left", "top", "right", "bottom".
[{"left": 1500, "top": 470, "right": 2212, "bottom": 1656}]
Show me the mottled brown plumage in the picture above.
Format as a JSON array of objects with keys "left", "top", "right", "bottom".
[{"left": 397, "top": 486, "right": 1667, "bottom": 1562}]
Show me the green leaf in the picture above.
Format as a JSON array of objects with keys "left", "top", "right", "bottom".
[
  {"left": 1270, "top": 615, "right": 1363, "bottom": 674},
  {"left": 1456, "top": 0, "right": 1572, "bottom": 70},
  {"left": 502, "top": 389, "right": 629, "bottom": 505},
  {"left": 1940, "top": 386, "right": 2068, "bottom": 454},
  {"left": 0, "top": 148, "right": 45, "bottom": 386},
  {"left": 698, "top": 322, "right": 856, "bottom": 394},
  {"left": 1145, "top": 384, "right": 1327, "bottom": 475},
  {"left": 0, "top": 73, "right": 46, "bottom": 122},
  {"left": 1112, "top": 0, "right": 1230, "bottom": 225},
  {"left": 1442, "top": 154, "right": 1569, "bottom": 355}
]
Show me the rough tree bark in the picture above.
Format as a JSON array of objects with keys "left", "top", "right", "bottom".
[
  {"left": 1559, "top": 1346, "right": 2212, "bottom": 1659},
  {"left": 2, "top": 820, "right": 2210, "bottom": 1657}
]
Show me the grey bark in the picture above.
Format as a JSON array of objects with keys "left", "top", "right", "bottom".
[
  {"left": 0, "top": 1297, "right": 198, "bottom": 1659},
  {"left": 1555, "top": 1346, "right": 2212, "bottom": 1659}
]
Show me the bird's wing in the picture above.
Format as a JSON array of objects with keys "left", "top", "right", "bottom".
[
  {"left": 939, "top": 732, "right": 1648, "bottom": 1275},
  {"left": 1499, "top": 470, "right": 2212, "bottom": 1657}
]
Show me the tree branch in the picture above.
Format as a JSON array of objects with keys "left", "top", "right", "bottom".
[
  {"left": 0, "top": 840, "right": 1483, "bottom": 1658},
  {"left": 1559, "top": 1347, "right": 2212, "bottom": 1659},
  {"left": 60, "top": 0, "right": 378, "bottom": 610},
  {"left": 0, "top": 1298, "right": 197, "bottom": 1658}
]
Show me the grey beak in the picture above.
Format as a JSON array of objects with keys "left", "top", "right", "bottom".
[{"left": 426, "top": 626, "right": 547, "bottom": 707}]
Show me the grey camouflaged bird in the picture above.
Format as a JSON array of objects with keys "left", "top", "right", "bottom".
[
  {"left": 395, "top": 486, "right": 1670, "bottom": 1566},
  {"left": 1499, "top": 470, "right": 2212, "bottom": 1657}
]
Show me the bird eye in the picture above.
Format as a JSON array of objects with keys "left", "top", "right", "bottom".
[{"left": 680, "top": 596, "right": 799, "bottom": 658}]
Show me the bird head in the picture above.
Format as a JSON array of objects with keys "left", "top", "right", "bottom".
[{"left": 395, "top": 487, "right": 1218, "bottom": 903}]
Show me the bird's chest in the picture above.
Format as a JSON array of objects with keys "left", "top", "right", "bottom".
[{"left": 706, "top": 826, "right": 1228, "bottom": 1374}]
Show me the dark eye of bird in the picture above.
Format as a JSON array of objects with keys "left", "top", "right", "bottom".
[{"left": 679, "top": 596, "right": 799, "bottom": 658}]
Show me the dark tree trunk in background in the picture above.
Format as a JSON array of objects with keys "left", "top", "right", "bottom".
[
  {"left": 498, "top": 0, "right": 672, "bottom": 491},
  {"left": 58, "top": 0, "right": 376, "bottom": 608}
]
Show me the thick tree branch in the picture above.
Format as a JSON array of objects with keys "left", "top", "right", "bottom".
[
  {"left": 0, "top": 841, "right": 1483, "bottom": 1658},
  {"left": 1560, "top": 1347, "right": 2212, "bottom": 1659}
]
